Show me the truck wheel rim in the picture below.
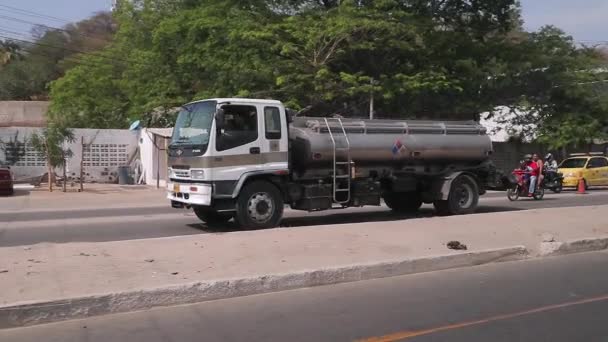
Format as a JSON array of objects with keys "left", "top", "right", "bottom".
[
  {"left": 457, "top": 183, "right": 473, "bottom": 208},
  {"left": 248, "top": 192, "right": 274, "bottom": 223}
]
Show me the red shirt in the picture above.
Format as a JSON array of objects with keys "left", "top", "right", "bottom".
[{"left": 527, "top": 161, "right": 540, "bottom": 176}]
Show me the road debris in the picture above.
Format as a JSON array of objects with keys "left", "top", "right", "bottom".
[
  {"left": 542, "top": 233, "right": 556, "bottom": 243},
  {"left": 144, "top": 259, "right": 155, "bottom": 263},
  {"left": 0, "top": 270, "right": 8, "bottom": 274},
  {"left": 171, "top": 272, "right": 179, "bottom": 275},
  {"left": 447, "top": 241, "right": 468, "bottom": 250}
]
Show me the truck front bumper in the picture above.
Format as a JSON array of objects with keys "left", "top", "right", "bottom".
[{"left": 167, "top": 182, "right": 212, "bottom": 206}]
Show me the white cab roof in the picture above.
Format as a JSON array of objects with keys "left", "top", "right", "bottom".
[{"left": 187, "top": 98, "right": 283, "bottom": 106}]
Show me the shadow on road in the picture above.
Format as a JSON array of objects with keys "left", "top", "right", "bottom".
[
  {"left": 189, "top": 205, "right": 524, "bottom": 233},
  {"left": 0, "top": 189, "right": 31, "bottom": 198}
]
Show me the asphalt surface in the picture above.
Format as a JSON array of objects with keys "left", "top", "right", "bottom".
[
  {"left": 2, "top": 251, "right": 607, "bottom": 342},
  {"left": 1, "top": 191, "right": 608, "bottom": 247}
]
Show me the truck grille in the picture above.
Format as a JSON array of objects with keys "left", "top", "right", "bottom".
[{"left": 173, "top": 170, "right": 190, "bottom": 178}]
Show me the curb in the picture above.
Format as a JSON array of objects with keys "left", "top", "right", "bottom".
[
  {"left": 539, "top": 236, "right": 608, "bottom": 257},
  {"left": 0, "top": 246, "right": 527, "bottom": 329}
]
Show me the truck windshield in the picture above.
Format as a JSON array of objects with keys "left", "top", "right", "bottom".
[{"left": 171, "top": 101, "right": 217, "bottom": 146}]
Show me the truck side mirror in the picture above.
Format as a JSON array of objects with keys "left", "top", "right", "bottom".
[{"left": 215, "top": 108, "right": 225, "bottom": 130}]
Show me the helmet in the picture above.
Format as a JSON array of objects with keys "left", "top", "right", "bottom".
[
  {"left": 523, "top": 154, "right": 532, "bottom": 161},
  {"left": 545, "top": 153, "right": 553, "bottom": 161}
]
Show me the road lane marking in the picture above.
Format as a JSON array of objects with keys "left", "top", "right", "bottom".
[{"left": 358, "top": 294, "right": 608, "bottom": 342}]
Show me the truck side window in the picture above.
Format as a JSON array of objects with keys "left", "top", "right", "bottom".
[
  {"left": 264, "top": 107, "right": 282, "bottom": 140},
  {"left": 216, "top": 105, "right": 258, "bottom": 152}
]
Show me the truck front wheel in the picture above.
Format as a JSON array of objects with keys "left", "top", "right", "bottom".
[
  {"left": 434, "top": 175, "right": 479, "bottom": 216},
  {"left": 234, "top": 181, "right": 284, "bottom": 229},
  {"left": 384, "top": 192, "right": 423, "bottom": 213},
  {"left": 193, "top": 206, "right": 233, "bottom": 226}
]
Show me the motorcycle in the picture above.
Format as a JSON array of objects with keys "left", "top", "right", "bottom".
[
  {"left": 507, "top": 169, "right": 545, "bottom": 201},
  {"left": 543, "top": 170, "right": 564, "bottom": 193}
]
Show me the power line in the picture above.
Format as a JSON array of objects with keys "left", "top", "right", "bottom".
[
  {"left": 0, "top": 3, "right": 74, "bottom": 24},
  {"left": 0, "top": 34, "right": 129, "bottom": 66},
  {"left": 0, "top": 26, "right": 33, "bottom": 40},
  {"left": 0, "top": 14, "right": 111, "bottom": 44}
]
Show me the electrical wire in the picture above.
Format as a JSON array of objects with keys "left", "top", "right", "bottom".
[
  {"left": 0, "top": 14, "right": 111, "bottom": 43},
  {"left": 0, "top": 34, "right": 129, "bottom": 65},
  {"left": 0, "top": 3, "right": 74, "bottom": 24}
]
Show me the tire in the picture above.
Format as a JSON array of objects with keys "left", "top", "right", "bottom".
[
  {"left": 383, "top": 192, "right": 423, "bottom": 213},
  {"left": 533, "top": 187, "right": 545, "bottom": 200},
  {"left": 552, "top": 183, "right": 563, "bottom": 194},
  {"left": 234, "top": 180, "right": 284, "bottom": 229},
  {"left": 193, "top": 207, "right": 233, "bottom": 226},
  {"left": 507, "top": 186, "right": 519, "bottom": 201},
  {"left": 434, "top": 175, "right": 479, "bottom": 216}
]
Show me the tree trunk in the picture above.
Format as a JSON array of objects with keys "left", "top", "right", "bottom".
[
  {"left": 62, "top": 159, "right": 67, "bottom": 193},
  {"left": 45, "top": 139, "right": 52, "bottom": 192},
  {"left": 80, "top": 137, "right": 85, "bottom": 192}
]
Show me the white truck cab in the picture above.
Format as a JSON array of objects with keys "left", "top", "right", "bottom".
[{"left": 167, "top": 98, "right": 289, "bottom": 214}]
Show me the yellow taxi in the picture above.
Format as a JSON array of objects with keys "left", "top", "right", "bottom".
[{"left": 559, "top": 153, "right": 608, "bottom": 188}]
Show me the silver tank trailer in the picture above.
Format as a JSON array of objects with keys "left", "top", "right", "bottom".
[{"left": 289, "top": 117, "right": 493, "bottom": 170}]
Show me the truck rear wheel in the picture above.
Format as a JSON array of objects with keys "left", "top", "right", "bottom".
[
  {"left": 193, "top": 207, "right": 233, "bottom": 226},
  {"left": 384, "top": 192, "right": 423, "bottom": 213},
  {"left": 234, "top": 181, "right": 284, "bottom": 230},
  {"left": 434, "top": 174, "right": 479, "bottom": 216}
]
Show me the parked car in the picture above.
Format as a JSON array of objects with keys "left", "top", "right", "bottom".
[
  {"left": 0, "top": 167, "right": 14, "bottom": 195},
  {"left": 559, "top": 153, "right": 608, "bottom": 189}
]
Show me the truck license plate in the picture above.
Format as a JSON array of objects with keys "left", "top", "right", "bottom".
[{"left": 173, "top": 184, "right": 180, "bottom": 192}]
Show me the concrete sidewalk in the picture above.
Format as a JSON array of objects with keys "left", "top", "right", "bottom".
[
  {"left": 1, "top": 205, "right": 607, "bottom": 328},
  {"left": 0, "top": 184, "right": 167, "bottom": 213}
]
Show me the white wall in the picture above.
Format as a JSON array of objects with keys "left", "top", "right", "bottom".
[
  {"left": 139, "top": 128, "right": 172, "bottom": 188},
  {"left": 0, "top": 127, "right": 139, "bottom": 183}
]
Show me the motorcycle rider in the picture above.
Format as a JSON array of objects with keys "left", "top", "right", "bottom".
[
  {"left": 545, "top": 153, "right": 558, "bottom": 172},
  {"left": 533, "top": 153, "right": 543, "bottom": 191},
  {"left": 524, "top": 154, "right": 540, "bottom": 197}
]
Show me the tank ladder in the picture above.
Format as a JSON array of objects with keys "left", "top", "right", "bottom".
[{"left": 324, "top": 118, "right": 352, "bottom": 204}]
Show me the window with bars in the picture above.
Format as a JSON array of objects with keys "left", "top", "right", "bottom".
[
  {"left": 14, "top": 144, "right": 46, "bottom": 167},
  {"left": 83, "top": 144, "right": 129, "bottom": 167}
]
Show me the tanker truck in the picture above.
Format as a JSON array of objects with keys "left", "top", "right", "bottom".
[{"left": 167, "top": 98, "right": 506, "bottom": 229}]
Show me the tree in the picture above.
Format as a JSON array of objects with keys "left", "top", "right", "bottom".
[
  {"left": 0, "top": 13, "right": 116, "bottom": 101},
  {"left": 30, "top": 124, "right": 75, "bottom": 192},
  {"left": 47, "top": 0, "right": 607, "bottom": 152},
  {"left": 0, "top": 40, "right": 22, "bottom": 67}
]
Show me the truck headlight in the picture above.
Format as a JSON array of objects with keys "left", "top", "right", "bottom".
[{"left": 191, "top": 170, "right": 205, "bottom": 180}]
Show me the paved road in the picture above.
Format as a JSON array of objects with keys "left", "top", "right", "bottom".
[
  {"left": 2, "top": 251, "right": 607, "bottom": 342},
  {"left": 1, "top": 191, "right": 608, "bottom": 247}
]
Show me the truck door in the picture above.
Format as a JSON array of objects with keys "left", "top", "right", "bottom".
[
  {"left": 212, "top": 104, "right": 262, "bottom": 182},
  {"left": 260, "top": 105, "right": 289, "bottom": 172}
]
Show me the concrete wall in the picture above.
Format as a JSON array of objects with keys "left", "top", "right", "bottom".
[
  {"left": 0, "top": 101, "right": 48, "bottom": 128},
  {"left": 0, "top": 127, "right": 138, "bottom": 183}
]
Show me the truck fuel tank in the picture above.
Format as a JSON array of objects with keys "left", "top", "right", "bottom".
[{"left": 289, "top": 117, "right": 493, "bottom": 169}]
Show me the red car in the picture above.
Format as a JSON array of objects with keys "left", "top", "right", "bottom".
[{"left": 0, "top": 167, "right": 14, "bottom": 195}]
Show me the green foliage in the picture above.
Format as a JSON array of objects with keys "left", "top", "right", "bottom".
[
  {"left": 0, "top": 12, "right": 116, "bottom": 101},
  {"left": 29, "top": 124, "right": 76, "bottom": 169},
  {"left": 40, "top": 0, "right": 608, "bottom": 148}
]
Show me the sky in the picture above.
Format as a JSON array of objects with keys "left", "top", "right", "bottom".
[{"left": 0, "top": 0, "right": 605, "bottom": 44}]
